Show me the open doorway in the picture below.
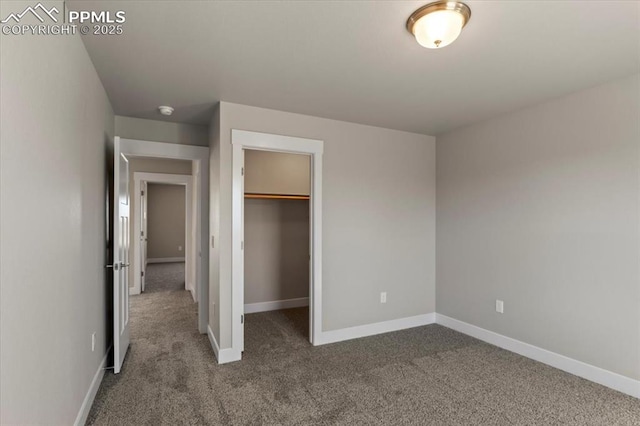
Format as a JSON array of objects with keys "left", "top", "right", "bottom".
[
  {"left": 131, "top": 172, "right": 194, "bottom": 300},
  {"left": 243, "top": 149, "right": 311, "bottom": 348},
  {"left": 230, "top": 130, "right": 324, "bottom": 361},
  {"left": 110, "top": 137, "right": 209, "bottom": 373}
]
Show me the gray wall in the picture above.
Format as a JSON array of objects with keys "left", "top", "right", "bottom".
[
  {"left": 115, "top": 115, "right": 209, "bottom": 146},
  {"left": 209, "top": 105, "right": 222, "bottom": 341},
  {"left": 245, "top": 199, "right": 310, "bottom": 304},
  {"left": 0, "top": 7, "right": 115, "bottom": 423},
  {"left": 210, "top": 102, "right": 436, "bottom": 348},
  {"left": 436, "top": 74, "right": 640, "bottom": 381},
  {"left": 245, "top": 150, "right": 310, "bottom": 196},
  {"left": 127, "top": 158, "right": 192, "bottom": 286},
  {"left": 147, "top": 184, "right": 186, "bottom": 259}
]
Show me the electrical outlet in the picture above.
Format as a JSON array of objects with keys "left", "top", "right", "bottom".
[
  {"left": 91, "top": 332, "right": 96, "bottom": 352},
  {"left": 380, "top": 292, "right": 387, "bottom": 304},
  {"left": 496, "top": 299, "right": 504, "bottom": 314},
  {"left": 178, "top": 245, "right": 182, "bottom": 251}
]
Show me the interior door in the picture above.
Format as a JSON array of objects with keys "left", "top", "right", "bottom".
[
  {"left": 141, "top": 181, "right": 148, "bottom": 292},
  {"left": 113, "top": 137, "right": 131, "bottom": 374}
]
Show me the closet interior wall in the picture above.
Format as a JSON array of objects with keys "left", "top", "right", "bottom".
[{"left": 244, "top": 150, "right": 311, "bottom": 312}]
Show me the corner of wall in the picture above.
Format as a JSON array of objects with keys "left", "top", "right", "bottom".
[{"left": 208, "top": 104, "right": 222, "bottom": 344}]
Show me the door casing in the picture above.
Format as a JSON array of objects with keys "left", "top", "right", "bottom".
[
  {"left": 131, "top": 173, "right": 194, "bottom": 299},
  {"left": 118, "top": 138, "right": 209, "bottom": 334},
  {"left": 230, "top": 129, "right": 324, "bottom": 362}
]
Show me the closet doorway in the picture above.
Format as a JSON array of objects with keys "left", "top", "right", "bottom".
[
  {"left": 243, "top": 150, "right": 311, "bottom": 346},
  {"left": 231, "top": 130, "right": 324, "bottom": 357}
]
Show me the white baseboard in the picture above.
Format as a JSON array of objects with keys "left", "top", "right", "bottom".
[
  {"left": 316, "top": 313, "right": 436, "bottom": 346},
  {"left": 74, "top": 345, "right": 111, "bottom": 426},
  {"left": 147, "top": 257, "right": 185, "bottom": 264},
  {"left": 188, "top": 284, "right": 197, "bottom": 302},
  {"left": 244, "top": 297, "right": 309, "bottom": 314},
  {"left": 435, "top": 314, "right": 640, "bottom": 399},
  {"left": 207, "top": 325, "right": 241, "bottom": 364}
]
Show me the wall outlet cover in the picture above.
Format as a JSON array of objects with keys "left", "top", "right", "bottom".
[{"left": 496, "top": 299, "right": 504, "bottom": 314}]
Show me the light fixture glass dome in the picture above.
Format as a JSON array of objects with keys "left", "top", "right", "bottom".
[
  {"left": 407, "top": 1, "right": 471, "bottom": 49},
  {"left": 413, "top": 10, "right": 464, "bottom": 49}
]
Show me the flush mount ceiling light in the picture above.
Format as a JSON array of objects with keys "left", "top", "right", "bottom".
[
  {"left": 158, "top": 105, "right": 174, "bottom": 116},
  {"left": 407, "top": 1, "right": 471, "bottom": 49}
]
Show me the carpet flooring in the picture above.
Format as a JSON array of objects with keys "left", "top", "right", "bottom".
[
  {"left": 143, "top": 262, "right": 188, "bottom": 293},
  {"left": 87, "top": 264, "right": 640, "bottom": 425}
]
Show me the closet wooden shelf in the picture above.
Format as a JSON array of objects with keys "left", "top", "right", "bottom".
[{"left": 244, "top": 193, "right": 310, "bottom": 200}]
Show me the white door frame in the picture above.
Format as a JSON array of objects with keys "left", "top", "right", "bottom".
[
  {"left": 120, "top": 138, "right": 209, "bottom": 334},
  {"left": 231, "top": 129, "right": 324, "bottom": 358},
  {"left": 131, "top": 173, "right": 194, "bottom": 300},
  {"left": 140, "top": 181, "right": 148, "bottom": 292}
]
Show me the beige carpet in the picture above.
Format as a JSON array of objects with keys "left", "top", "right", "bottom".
[{"left": 87, "top": 263, "right": 639, "bottom": 425}]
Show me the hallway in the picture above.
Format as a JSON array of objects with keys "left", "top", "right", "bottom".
[{"left": 87, "top": 262, "right": 210, "bottom": 424}]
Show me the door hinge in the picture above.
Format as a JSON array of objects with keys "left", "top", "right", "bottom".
[
  {"left": 241, "top": 167, "right": 244, "bottom": 176},
  {"left": 241, "top": 315, "right": 244, "bottom": 324},
  {"left": 241, "top": 241, "right": 244, "bottom": 250},
  {"left": 141, "top": 190, "right": 144, "bottom": 196},
  {"left": 141, "top": 271, "right": 144, "bottom": 277}
]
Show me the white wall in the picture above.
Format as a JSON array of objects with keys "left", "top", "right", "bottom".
[
  {"left": 115, "top": 115, "right": 209, "bottom": 146},
  {"left": 210, "top": 102, "right": 436, "bottom": 348},
  {"left": 436, "top": 74, "right": 640, "bottom": 381},
  {"left": 0, "top": 8, "right": 114, "bottom": 424}
]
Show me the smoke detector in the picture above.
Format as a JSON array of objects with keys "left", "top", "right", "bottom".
[{"left": 158, "top": 106, "right": 174, "bottom": 116}]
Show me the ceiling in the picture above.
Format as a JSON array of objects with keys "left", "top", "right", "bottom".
[{"left": 72, "top": 1, "right": 639, "bottom": 135}]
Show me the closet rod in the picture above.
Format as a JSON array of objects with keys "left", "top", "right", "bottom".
[{"left": 244, "top": 193, "right": 310, "bottom": 200}]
